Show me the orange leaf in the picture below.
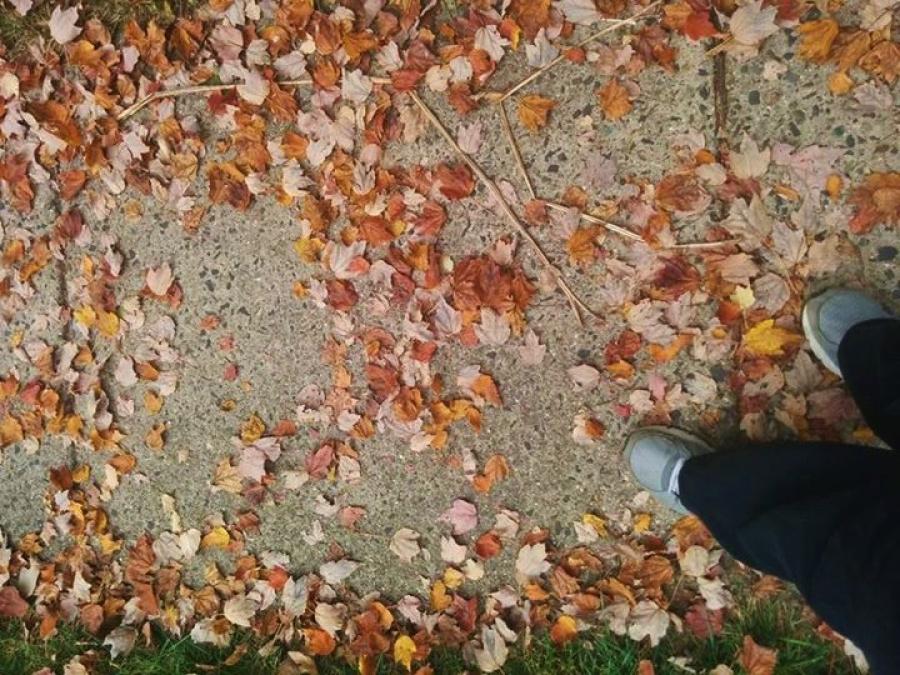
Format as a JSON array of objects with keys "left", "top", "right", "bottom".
[
  {"left": 475, "top": 531, "right": 503, "bottom": 559},
  {"left": 550, "top": 615, "right": 578, "bottom": 645},
  {"left": 304, "top": 627, "right": 337, "bottom": 655},
  {"left": 848, "top": 171, "right": 900, "bottom": 234},
  {"left": 517, "top": 95, "right": 556, "bottom": 132},
  {"left": 597, "top": 78, "right": 632, "bottom": 121}
]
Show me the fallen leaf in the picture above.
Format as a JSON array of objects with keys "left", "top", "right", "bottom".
[
  {"left": 390, "top": 528, "right": 421, "bottom": 563},
  {"left": 440, "top": 499, "right": 478, "bottom": 534},
  {"left": 796, "top": 19, "right": 839, "bottom": 63},
  {"left": 516, "top": 543, "right": 551, "bottom": 578},
  {"left": 0, "top": 587, "right": 28, "bottom": 617},
  {"left": 742, "top": 320, "right": 802, "bottom": 357},
  {"left": 848, "top": 172, "right": 900, "bottom": 234},
  {"left": 517, "top": 94, "right": 556, "bottom": 132},
  {"left": 739, "top": 635, "right": 778, "bottom": 675},
  {"left": 550, "top": 615, "right": 578, "bottom": 645},
  {"left": 597, "top": 78, "right": 632, "bottom": 120},
  {"left": 394, "top": 634, "right": 417, "bottom": 670},
  {"left": 49, "top": 6, "right": 81, "bottom": 44}
]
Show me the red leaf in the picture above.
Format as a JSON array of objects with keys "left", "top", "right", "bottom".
[
  {"left": 474, "top": 531, "right": 502, "bottom": 559},
  {"left": 435, "top": 163, "right": 475, "bottom": 200},
  {"left": 684, "top": 10, "right": 717, "bottom": 40},
  {"left": 326, "top": 279, "right": 359, "bottom": 311}
]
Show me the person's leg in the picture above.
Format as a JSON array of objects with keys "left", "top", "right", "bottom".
[
  {"left": 838, "top": 318, "right": 900, "bottom": 449},
  {"left": 678, "top": 441, "right": 900, "bottom": 583},
  {"left": 679, "top": 442, "right": 900, "bottom": 674}
]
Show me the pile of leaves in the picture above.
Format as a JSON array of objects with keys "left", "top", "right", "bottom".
[{"left": 0, "top": 0, "right": 896, "bottom": 672}]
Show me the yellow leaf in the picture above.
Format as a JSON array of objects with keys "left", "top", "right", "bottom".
[
  {"left": 730, "top": 285, "right": 755, "bottom": 309},
  {"left": 430, "top": 580, "right": 451, "bottom": 611},
  {"left": 201, "top": 526, "right": 231, "bottom": 549},
  {"left": 72, "top": 464, "right": 91, "bottom": 483},
  {"left": 633, "top": 513, "right": 652, "bottom": 533},
  {"left": 293, "top": 236, "right": 323, "bottom": 263},
  {"left": 517, "top": 95, "right": 556, "bottom": 132},
  {"left": 240, "top": 413, "right": 265, "bottom": 444},
  {"left": 742, "top": 319, "right": 802, "bottom": 357},
  {"left": 443, "top": 567, "right": 464, "bottom": 590},
  {"left": 96, "top": 310, "right": 120, "bottom": 338},
  {"left": 582, "top": 513, "right": 607, "bottom": 537},
  {"left": 73, "top": 305, "right": 97, "bottom": 328},
  {"left": 98, "top": 533, "right": 122, "bottom": 555},
  {"left": 393, "top": 635, "right": 417, "bottom": 671}
]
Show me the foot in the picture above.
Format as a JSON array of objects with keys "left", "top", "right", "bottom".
[
  {"left": 624, "top": 427, "right": 713, "bottom": 514},
  {"left": 802, "top": 288, "right": 890, "bottom": 376}
]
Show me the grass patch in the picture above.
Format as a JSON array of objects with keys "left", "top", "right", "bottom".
[
  {"left": 0, "top": 0, "right": 200, "bottom": 55},
  {"left": 0, "top": 594, "right": 860, "bottom": 675}
]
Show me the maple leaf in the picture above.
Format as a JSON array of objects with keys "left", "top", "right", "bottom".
[
  {"left": 435, "top": 163, "right": 475, "bottom": 199},
  {"left": 440, "top": 499, "right": 478, "bottom": 534},
  {"left": 848, "top": 172, "right": 900, "bottom": 234},
  {"left": 627, "top": 601, "right": 670, "bottom": 647},
  {"left": 597, "top": 78, "right": 632, "bottom": 120},
  {"left": 516, "top": 543, "right": 551, "bottom": 578},
  {"left": 742, "top": 320, "right": 802, "bottom": 357},
  {"left": 739, "top": 635, "right": 778, "bottom": 675},
  {"left": 48, "top": 6, "right": 82, "bottom": 44},
  {"left": 728, "top": 0, "right": 778, "bottom": 47},
  {"left": 796, "top": 19, "right": 839, "bottom": 63},
  {"left": 517, "top": 95, "right": 556, "bottom": 132},
  {"left": 103, "top": 626, "right": 137, "bottom": 659},
  {"left": 475, "top": 626, "right": 509, "bottom": 672}
]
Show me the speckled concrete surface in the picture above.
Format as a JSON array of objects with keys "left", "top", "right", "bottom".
[{"left": 1, "top": 26, "right": 898, "bottom": 599}]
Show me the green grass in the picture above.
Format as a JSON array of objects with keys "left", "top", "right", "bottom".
[
  {"left": 0, "top": 595, "right": 860, "bottom": 675},
  {"left": 0, "top": 0, "right": 200, "bottom": 55}
]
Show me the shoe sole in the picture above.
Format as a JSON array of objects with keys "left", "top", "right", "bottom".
[
  {"left": 801, "top": 289, "right": 842, "bottom": 376},
  {"left": 623, "top": 426, "right": 715, "bottom": 515}
]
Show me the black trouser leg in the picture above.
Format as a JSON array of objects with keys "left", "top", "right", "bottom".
[{"left": 678, "top": 318, "right": 900, "bottom": 673}]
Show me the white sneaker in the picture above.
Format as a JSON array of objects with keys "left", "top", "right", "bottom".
[
  {"left": 801, "top": 288, "right": 890, "bottom": 376},
  {"left": 623, "top": 427, "right": 713, "bottom": 514}
]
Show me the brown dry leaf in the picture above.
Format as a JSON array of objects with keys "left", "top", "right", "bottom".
[
  {"left": 597, "top": 78, "right": 632, "bottom": 120},
  {"left": 739, "top": 635, "right": 778, "bottom": 675},
  {"left": 517, "top": 95, "right": 556, "bottom": 132},
  {"left": 795, "top": 19, "right": 839, "bottom": 63}
]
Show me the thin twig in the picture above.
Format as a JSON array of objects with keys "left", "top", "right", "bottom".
[
  {"left": 409, "top": 91, "right": 594, "bottom": 324},
  {"left": 545, "top": 201, "right": 643, "bottom": 241},
  {"left": 669, "top": 238, "right": 741, "bottom": 250},
  {"left": 117, "top": 77, "right": 391, "bottom": 121},
  {"left": 496, "top": 0, "right": 663, "bottom": 102},
  {"left": 705, "top": 36, "right": 734, "bottom": 58},
  {"left": 546, "top": 202, "right": 741, "bottom": 249},
  {"left": 498, "top": 100, "right": 536, "bottom": 200}
]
